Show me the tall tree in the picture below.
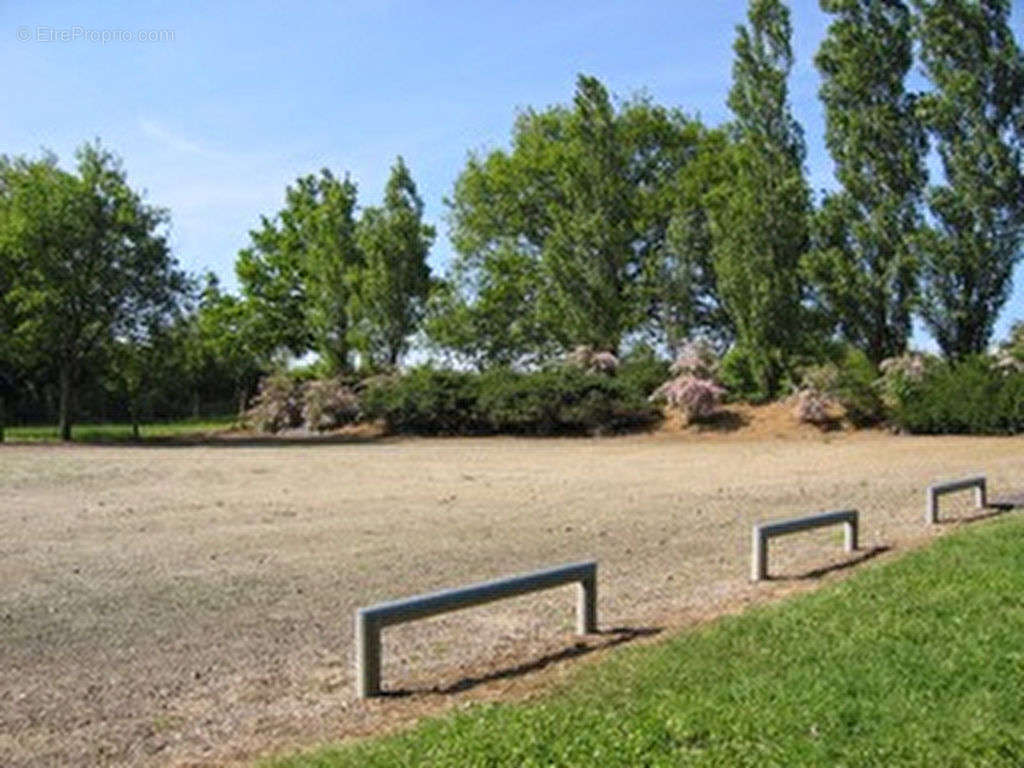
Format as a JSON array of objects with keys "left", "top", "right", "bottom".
[
  {"left": 0, "top": 143, "right": 187, "bottom": 440},
  {"left": 804, "top": 0, "right": 927, "bottom": 365},
  {"left": 911, "top": 0, "right": 1024, "bottom": 358},
  {"left": 709, "top": 0, "right": 812, "bottom": 397},
  {"left": 352, "top": 157, "right": 435, "bottom": 367},
  {"left": 237, "top": 169, "right": 362, "bottom": 372},
  {"left": 432, "top": 75, "right": 706, "bottom": 366}
]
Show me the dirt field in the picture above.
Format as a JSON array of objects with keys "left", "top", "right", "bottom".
[{"left": 2, "top": 410, "right": 1021, "bottom": 766}]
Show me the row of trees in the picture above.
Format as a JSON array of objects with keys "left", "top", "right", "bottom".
[
  {"left": 1, "top": 0, "right": 1021, "bottom": 439},
  {"left": 0, "top": 152, "right": 434, "bottom": 438},
  {"left": 431, "top": 0, "right": 1024, "bottom": 398}
]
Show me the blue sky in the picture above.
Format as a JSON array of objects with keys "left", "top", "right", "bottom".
[{"left": 2, "top": 1, "right": 1022, "bottom": 348}]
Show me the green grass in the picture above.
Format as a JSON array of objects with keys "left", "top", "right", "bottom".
[
  {"left": 269, "top": 517, "right": 1024, "bottom": 767},
  {"left": 4, "top": 415, "right": 236, "bottom": 443}
]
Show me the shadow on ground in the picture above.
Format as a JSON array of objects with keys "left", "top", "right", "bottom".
[
  {"left": 691, "top": 410, "right": 750, "bottom": 433},
  {"left": 937, "top": 505, "right": 1014, "bottom": 525},
  {"left": 381, "top": 627, "right": 662, "bottom": 699},
  {"left": 761, "top": 545, "right": 892, "bottom": 582}
]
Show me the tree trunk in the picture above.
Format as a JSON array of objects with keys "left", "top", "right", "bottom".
[
  {"left": 0, "top": 393, "right": 5, "bottom": 443},
  {"left": 58, "top": 363, "right": 73, "bottom": 441},
  {"left": 192, "top": 389, "right": 201, "bottom": 419},
  {"left": 237, "top": 386, "right": 247, "bottom": 419},
  {"left": 130, "top": 400, "right": 140, "bottom": 441}
]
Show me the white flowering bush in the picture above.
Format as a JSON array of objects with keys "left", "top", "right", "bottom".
[
  {"left": 301, "top": 378, "right": 360, "bottom": 431},
  {"left": 245, "top": 373, "right": 302, "bottom": 433}
]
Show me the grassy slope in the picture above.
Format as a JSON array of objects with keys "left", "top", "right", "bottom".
[
  {"left": 4, "top": 416, "right": 235, "bottom": 443},
  {"left": 271, "top": 517, "right": 1024, "bottom": 767}
]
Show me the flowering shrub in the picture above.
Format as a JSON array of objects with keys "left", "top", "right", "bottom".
[
  {"left": 565, "top": 346, "right": 620, "bottom": 375},
  {"left": 651, "top": 338, "right": 726, "bottom": 422},
  {"left": 877, "top": 352, "right": 932, "bottom": 410},
  {"left": 670, "top": 338, "right": 719, "bottom": 380},
  {"left": 792, "top": 386, "right": 836, "bottom": 425},
  {"left": 651, "top": 375, "right": 726, "bottom": 420},
  {"left": 245, "top": 373, "right": 302, "bottom": 433},
  {"left": 301, "top": 378, "right": 360, "bottom": 431}
]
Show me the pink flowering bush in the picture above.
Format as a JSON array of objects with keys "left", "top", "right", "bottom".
[
  {"left": 651, "top": 338, "right": 726, "bottom": 422},
  {"left": 651, "top": 375, "right": 726, "bottom": 420},
  {"left": 670, "top": 338, "right": 719, "bottom": 380}
]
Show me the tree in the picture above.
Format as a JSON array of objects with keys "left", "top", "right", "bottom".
[
  {"left": 804, "top": 0, "right": 927, "bottom": 365},
  {"left": 237, "top": 169, "right": 362, "bottom": 372},
  {"left": 911, "top": 0, "right": 1024, "bottom": 358},
  {"left": 432, "top": 75, "right": 706, "bottom": 366},
  {"left": 662, "top": 127, "right": 736, "bottom": 354},
  {"left": 352, "top": 157, "right": 435, "bottom": 368},
  {"left": 191, "top": 274, "right": 265, "bottom": 417},
  {"left": 708, "top": 0, "right": 813, "bottom": 398},
  {"left": 0, "top": 143, "right": 188, "bottom": 440}
]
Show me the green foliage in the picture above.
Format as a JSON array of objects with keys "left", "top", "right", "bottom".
[
  {"left": 795, "top": 347, "right": 883, "bottom": 427},
  {"left": 889, "top": 355, "right": 1024, "bottom": 434},
  {"left": 719, "top": 343, "right": 779, "bottom": 403},
  {"left": 477, "top": 368, "right": 659, "bottom": 436},
  {"left": 0, "top": 142, "right": 188, "bottom": 439},
  {"left": 615, "top": 347, "right": 672, "bottom": 399},
  {"left": 361, "top": 366, "right": 660, "bottom": 436},
  {"left": 237, "top": 169, "right": 363, "bottom": 371},
  {"left": 709, "top": 0, "right": 813, "bottom": 399},
  {"left": 804, "top": 0, "right": 925, "bottom": 365},
  {"left": 361, "top": 368, "right": 483, "bottom": 435},
  {"left": 433, "top": 75, "right": 709, "bottom": 365},
  {"left": 830, "top": 347, "right": 884, "bottom": 426},
  {"left": 351, "top": 157, "right": 435, "bottom": 368},
  {"left": 911, "top": 0, "right": 1024, "bottom": 358},
  {"left": 270, "top": 517, "right": 1024, "bottom": 768}
]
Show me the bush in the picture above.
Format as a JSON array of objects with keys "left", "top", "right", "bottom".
[
  {"left": 650, "top": 339, "right": 727, "bottom": 422},
  {"left": 245, "top": 372, "right": 302, "bottom": 433},
  {"left": 651, "top": 376, "right": 726, "bottom": 421},
  {"left": 479, "top": 367, "right": 659, "bottom": 435},
  {"left": 361, "top": 365, "right": 660, "bottom": 436},
  {"left": 616, "top": 347, "right": 671, "bottom": 398},
  {"left": 301, "top": 378, "right": 360, "bottom": 431},
  {"left": 361, "top": 368, "right": 483, "bottom": 435},
  {"left": 719, "top": 345, "right": 770, "bottom": 403},
  {"left": 889, "top": 356, "right": 1024, "bottom": 435}
]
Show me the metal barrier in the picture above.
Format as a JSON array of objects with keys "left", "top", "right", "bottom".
[
  {"left": 926, "top": 476, "right": 986, "bottom": 524},
  {"left": 751, "top": 509, "right": 858, "bottom": 582},
  {"left": 355, "top": 560, "right": 598, "bottom": 698}
]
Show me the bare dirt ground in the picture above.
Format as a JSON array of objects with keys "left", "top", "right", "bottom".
[{"left": 2, "top": 405, "right": 1021, "bottom": 767}]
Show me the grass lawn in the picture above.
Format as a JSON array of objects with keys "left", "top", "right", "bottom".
[
  {"left": 3, "top": 415, "right": 236, "bottom": 443},
  {"left": 270, "top": 516, "right": 1024, "bottom": 767}
]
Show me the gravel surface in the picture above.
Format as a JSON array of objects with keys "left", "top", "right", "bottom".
[{"left": 2, "top": 425, "right": 1020, "bottom": 766}]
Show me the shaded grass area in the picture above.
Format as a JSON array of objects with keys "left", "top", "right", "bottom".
[
  {"left": 270, "top": 517, "right": 1024, "bottom": 767},
  {"left": 4, "top": 416, "right": 236, "bottom": 443}
]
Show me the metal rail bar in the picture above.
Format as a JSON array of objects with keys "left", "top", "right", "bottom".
[
  {"left": 355, "top": 560, "right": 598, "bottom": 698},
  {"left": 751, "top": 509, "right": 858, "bottom": 582},
  {"left": 926, "top": 476, "right": 986, "bottom": 524}
]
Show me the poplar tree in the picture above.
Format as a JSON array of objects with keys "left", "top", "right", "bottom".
[
  {"left": 709, "top": 0, "right": 812, "bottom": 398},
  {"left": 912, "top": 0, "right": 1024, "bottom": 358},
  {"left": 805, "top": 0, "right": 927, "bottom": 365}
]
